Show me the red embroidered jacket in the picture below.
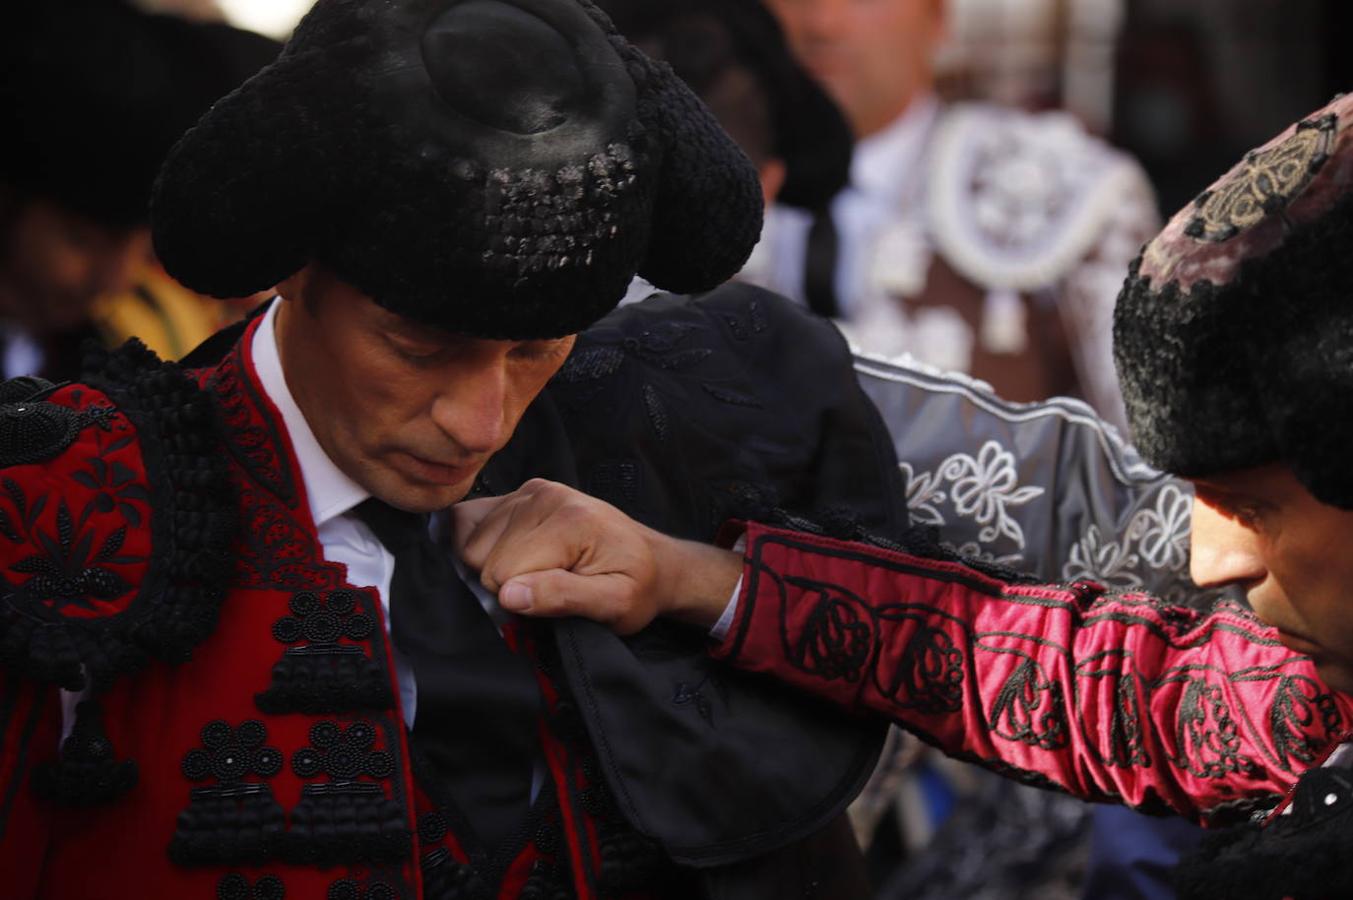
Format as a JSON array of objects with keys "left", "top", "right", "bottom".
[
  {"left": 715, "top": 523, "right": 1353, "bottom": 826},
  {"left": 0, "top": 286, "right": 897, "bottom": 900},
  {"left": 0, "top": 335, "right": 630, "bottom": 900}
]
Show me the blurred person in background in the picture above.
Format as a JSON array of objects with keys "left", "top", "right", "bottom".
[
  {"left": 596, "top": 0, "right": 854, "bottom": 302},
  {"left": 0, "top": 0, "right": 278, "bottom": 381},
  {"left": 760, "top": 0, "right": 1156, "bottom": 431}
]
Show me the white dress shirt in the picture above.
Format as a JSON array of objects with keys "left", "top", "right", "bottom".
[
  {"left": 253, "top": 298, "right": 515, "bottom": 729},
  {"left": 757, "top": 94, "right": 941, "bottom": 319},
  {"left": 251, "top": 299, "right": 417, "bottom": 727}
]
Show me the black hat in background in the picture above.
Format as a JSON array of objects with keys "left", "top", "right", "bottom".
[
  {"left": 1114, "top": 92, "right": 1353, "bottom": 509},
  {"left": 0, "top": 0, "right": 281, "bottom": 227},
  {"left": 152, "top": 0, "right": 766, "bottom": 341},
  {"left": 595, "top": 0, "right": 852, "bottom": 211}
]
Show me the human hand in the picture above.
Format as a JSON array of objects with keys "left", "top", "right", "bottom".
[{"left": 453, "top": 479, "right": 743, "bottom": 635}]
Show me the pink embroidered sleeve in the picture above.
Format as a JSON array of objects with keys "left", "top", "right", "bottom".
[{"left": 712, "top": 523, "right": 1353, "bottom": 825}]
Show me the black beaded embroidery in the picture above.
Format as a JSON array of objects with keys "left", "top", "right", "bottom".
[
  {"left": 327, "top": 878, "right": 397, "bottom": 900},
  {"left": 584, "top": 460, "right": 641, "bottom": 509},
  {"left": 0, "top": 396, "right": 115, "bottom": 468},
  {"left": 217, "top": 873, "right": 286, "bottom": 900},
  {"left": 420, "top": 847, "right": 492, "bottom": 900},
  {"left": 33, "top": 699, "right": 137, "bottom": 805},
  {"left": 255, "top": 589, "right": 393, "bottom": 714},
  {"left": 519, "top": 860, "right": 573, "bottom": 900},
  {"left": 0, "top": 375, "right": 56, "bottom": 404},
  {"left": 169, "top": 720, "right": 286, "bottom": 866},
  {"left": 0, "top": 340, "right": 237, "bottom": 697},
  {"left": 284, "top": 720, "right": 410, "bottom": 866},
  {"left": 418, "top": 810, "right": 450, "bottom": 845}
]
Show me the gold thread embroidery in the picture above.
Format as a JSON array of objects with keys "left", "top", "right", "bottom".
[{"left": 1187, "top": 114, "right": 1338, "bottom": 242}]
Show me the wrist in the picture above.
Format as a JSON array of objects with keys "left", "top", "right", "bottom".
[{"left": 644, "top": 527, "right": 743, "bottom": 629}]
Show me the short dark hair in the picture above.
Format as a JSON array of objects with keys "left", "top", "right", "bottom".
[{"left": 633, "top": 16, "right": 776, "bottom": 167}]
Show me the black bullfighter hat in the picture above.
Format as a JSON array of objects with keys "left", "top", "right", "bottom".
[
  {"left": 1114, "top": 92, "right": 1353, "bottom": 508},
  {"left": 151, "top": 0, "right": 765, "bottom": 340},
  {"left": 596, "top": 0, "right": 852, "bottom": 211}
]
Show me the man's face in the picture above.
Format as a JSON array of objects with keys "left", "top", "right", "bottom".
[
  {"left": 765, "top": 0, "right": 945, "bottom": 138},
  {"left": 1190, "top": 464, "right": 1353, "bottom": 693},
  {"left": 0, "top": 198, "right": 150, "bottom": 334},
  {"left": 275, "top": 267, "right": 576, "bottom": 513}
]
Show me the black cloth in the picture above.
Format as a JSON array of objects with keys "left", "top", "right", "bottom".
[{"left": 353, "top": 498, "right": 539, "bottom": 853}]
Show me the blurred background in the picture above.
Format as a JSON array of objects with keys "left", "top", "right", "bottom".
[
  {"left": 150, "top": 0, "right": 1350, "bottom": 215},
  {"left": 1, "top": 2, "right": 1338, "bottom": 897}
]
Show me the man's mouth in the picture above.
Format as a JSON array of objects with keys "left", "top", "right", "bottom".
[{"left": 396, "top": 452, "right": 479, "bottom": 486}]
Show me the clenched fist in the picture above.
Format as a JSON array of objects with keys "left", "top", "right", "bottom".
[{"left": 453, "top": 479, "right": 743, "bottom": 635}]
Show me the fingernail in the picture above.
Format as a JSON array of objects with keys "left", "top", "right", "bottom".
[{"left": 501, "top": 582, "right": 534, "bottom": 612}]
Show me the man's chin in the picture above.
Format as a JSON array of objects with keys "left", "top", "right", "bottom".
[{"left": 372, "top": 472, "right": 476, "bottom": 514}]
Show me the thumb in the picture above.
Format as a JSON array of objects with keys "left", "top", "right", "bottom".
[{"left": 498, "top": 570, "right": 650, "bottom": 635}]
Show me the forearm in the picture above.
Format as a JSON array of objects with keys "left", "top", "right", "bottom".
[{"left": 711, "top": 522, "right": 1353, "bottom": 825}]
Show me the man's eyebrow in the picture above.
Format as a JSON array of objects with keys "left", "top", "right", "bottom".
[{"left": 381, "top": 314, "right": 457, "bottom": 343}]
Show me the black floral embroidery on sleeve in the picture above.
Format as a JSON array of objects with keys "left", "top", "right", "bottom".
[
  {"left": 7, "top": 497, "right": 139, "bottom": 612},
  {"left": 781, "top": 579, "right": 877, "bottom": 683},
  {"left": 1167, "top": 676, "right": 1251, "bottom": 780},
  {"left": 1, "top": 340, "right": 236, "bottom": 696},
  {"left": 986, "top": 653, "right": 1069, "bottom": 751},
  {"left": 1267, "top": 673, "right": 1343, "bottom": 772}
]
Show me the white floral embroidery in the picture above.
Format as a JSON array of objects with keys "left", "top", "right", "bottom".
[
  {"left": 899, "top": 440, "right": 1045, "bottom": 551},
  {"left": 944, "top": 541, "right": 1026, "bottom": 568},
  {"left": 900, "top": 462, "right": 947, "bottom": 528},
  {"left": 1062, "top": 484, "right": 1193, "bottom": 589}
]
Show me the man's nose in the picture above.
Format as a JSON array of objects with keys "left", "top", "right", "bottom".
[
  {"left": 1189, "top": 497, "right": 1267, "bottom": 589},
  {"left": 429, "top": 360, "right": 509, "bottom": 456}
]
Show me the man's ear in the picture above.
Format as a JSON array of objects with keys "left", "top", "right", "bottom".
[{"left": 758, "top": 159, "right": 788, "bottom": 210}]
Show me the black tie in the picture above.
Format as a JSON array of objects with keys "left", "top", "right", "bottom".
[
  {"left": 803, "top": 205, "right": 842, "bottom": 319},
  {"left": 354, "top": 499, "right": 539, "bottom": 852}
]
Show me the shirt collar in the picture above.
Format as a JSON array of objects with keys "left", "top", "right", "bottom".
[
  {"left": 251, "top": 298, "right": 370, "bottom": 527},
  {"left": 850, "top": 93, "right": 941, "bottom": 200}
]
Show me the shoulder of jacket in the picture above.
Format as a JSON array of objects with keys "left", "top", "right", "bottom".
[{"left": 0, "top": 341, "right": 236, "bottom": 692}]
